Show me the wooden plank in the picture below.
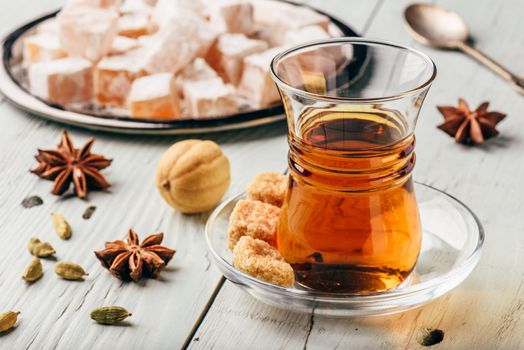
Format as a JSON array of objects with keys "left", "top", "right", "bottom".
[
  {"left": 0, "top": 1, "right": 292, "bottom": 349},
  {"left": 189, "top": 0, "right": 524, "bottom": 349}
]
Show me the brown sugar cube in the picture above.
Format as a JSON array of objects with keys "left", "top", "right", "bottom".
[
  {"left": 227, "top": 199, "right": 280, "bottom": 250},
  {"left": 207, "top": 33, "right": 268, "bottom": 85},
  {"left": 128, "top": 73, "right": 181, "bottom": 119},
  {"left": 94, "top": 51, "right": 145, "bottom": 107},
  {"left": 233, "top": 236, "right": 294, "bottom": 287},
  {"left": 246, "top": 172, "right": 287, "bottom": 207},
  {"left": 28, "top": 57, "right": 93, "bottom": 105}
]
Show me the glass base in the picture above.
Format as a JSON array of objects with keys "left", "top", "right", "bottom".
[{"left": 205, "top": 182, "right": 484, "bottom": 317}]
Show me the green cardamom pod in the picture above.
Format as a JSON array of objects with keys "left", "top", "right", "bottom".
[
  {"left": 52, "top": 212, "right": 72, "bottom": 240},
  {"left": 28, "top": 237, "right": 56, "bottom": 257},
  {"left": 55, "top": 261, "right": 88, "bottom": 280},
  {"left": 0, "top": 311, "right": 20, "bottom": 333},
  {"left": 90, "top": 306, "right": 132, "bottom": 325},
  {"left": 22, "top": 257, "right": 43, "bottom": 282}
]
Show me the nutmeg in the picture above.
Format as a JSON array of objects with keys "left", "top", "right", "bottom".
[{"left": 156, "top": 140, "right": 231, "bottom": 213}]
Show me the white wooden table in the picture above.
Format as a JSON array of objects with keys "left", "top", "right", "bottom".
[{"left": 1, "top": 0, "right": 523, "bottom": 349}]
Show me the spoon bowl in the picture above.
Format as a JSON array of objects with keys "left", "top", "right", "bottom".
[
  {"left": 404, "top": 3, "right": 524, "bottom": 94},
  {"left": 404, "top": 4, "right": 469, "bottom": 48}
]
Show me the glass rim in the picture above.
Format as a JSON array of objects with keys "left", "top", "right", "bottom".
[{"left": 270, "top": 37, "right": 437, "bottom": 103}]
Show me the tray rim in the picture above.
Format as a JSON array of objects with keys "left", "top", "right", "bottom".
[
  {"left": 0, "top": 2, "right": 364, "bottom": 135},
  {"left": 205, "top": 182, "right": 484, "bottom": 303}
]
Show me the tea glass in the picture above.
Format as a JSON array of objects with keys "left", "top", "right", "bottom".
[{"left": 270, "top": 38, "right": 436, "bottom": 294}]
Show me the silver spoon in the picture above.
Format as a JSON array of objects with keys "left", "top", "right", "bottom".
[{"left": 404, "top": 3, "right": 524, "bottom": 95}]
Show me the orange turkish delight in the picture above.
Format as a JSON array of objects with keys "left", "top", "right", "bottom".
[
  {"left": 28, "top": 57, "right": 93, "bottom": 105},
  {"left": 207, "top": 33, "right": 267, "bottom": 85},
  {"left": 209, "top": 0, "right": 254, "bottom": 34},
  {"left": 57, "top": 5, "right": 118, "bottom": 61},
  {"left": 238, "top": 47, "right": 285, "bottom": 108},
  {"left": 128, "top": 73, "right": 181, "bottom": 119},
  {"left": 142, "top": 9, "right": 218, "bottom": 74},
  {"left": 23, "top": 33, "right": 67, "bottom": 67},
  {"left": 94, "top": 51, "right": 145, "bottom": 106},
  {"left": 117, "top": 12, "right": 152, "bottom": 38},
  {"left": 183, "top": 77, "right": 238, "bottom": 118}
]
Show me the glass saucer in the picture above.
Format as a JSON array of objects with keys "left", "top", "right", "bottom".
[{"left": 205, "top": 183, "right": 484, "bottom": 317}]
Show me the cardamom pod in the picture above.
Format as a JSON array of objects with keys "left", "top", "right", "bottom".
[
  {"left": 55, "top": 261, "right": 88, "bottom": 280},
  {"left": 22, "top": 257, "right": 43, "bottom": 282},
  {"left": 28, "top": 237, "right": 56, "bottom": 257},
  {"left": 0, "top": 311, "right": 20, "bottom": 333},
  {"left": 90, "top": 306, "right": 132, "bottom": 325},
  {"left": 52, "top": 212, "right": 72, "bottom": 240}
]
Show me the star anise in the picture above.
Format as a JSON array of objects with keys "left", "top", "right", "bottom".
[
  {"left": 32, "top": 131, "right": 112, "bottom": 199},
  {"left": 437, "top": 99, "right": 506, "bottom": 145},
  {"left": 94, "top": 229, "right": 176, "bottom": 282}
]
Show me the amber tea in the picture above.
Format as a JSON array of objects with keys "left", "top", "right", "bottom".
[
  {"left": 277, "top": 107, "right": 422, "bottom": 293},
  {"left": 271, "top": 38, "right": 436, "bottom": 294}
]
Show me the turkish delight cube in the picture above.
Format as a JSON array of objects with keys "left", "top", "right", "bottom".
[
  {"left": 128, "top": 73, "right": 181, "bottom": 119},
  {"left": 23, "top": 33, "right": 67, "bottom": 67},
  {"left": 151, "top": 0, "right": 207, "bottom": 29},
  {"left": 57, "top": 5, "right": 118, "bottom": 62},
  {"left": 283, "top": 25, "right": 330, "bottom": 46},
  {"left": 68, "top": 0, "right": 122, "bottom": 8},
  {"left": 177, "top": 58, "right": 218, "bottom": 85},
  {"left": 246, "top": 172, "right": 287, "bottom": 207},
  {"left": 118, "top": 12, "right": 152, "bottom": 38},
  {"left": 94, "top": 51, "right": 145, "bottom": 106},
  {"left": 120, "top": 0, "right": 153, "bottom": 14},
  {"left": 238, "top": 47, "right": 284, "bottom": 108},
  {"left": 142, "top": 9, "right": 218, "bottom": 74},
  {"left": 36, "top": 18, "right": 59, "bottom": 35},
  {"left": 207, "top": 33, "right": 267, "bottom": 85},
  {"left": 182, "top": 77, "right": 238, "bottom": 118},
  {"left": 28, "top": 57, "right": 93, "bottom": 105},
  {"left": 110, "top": 36, "right": 140, "bottom": 55},
  {"left": 209, "top": 0, "right": 254, "bottom": 34},
  {"left": 227, "top": 199, "right": 280, "bottom": 250},
  {"left": 233, "top": 236, "right": 294, "bottom": 287}
]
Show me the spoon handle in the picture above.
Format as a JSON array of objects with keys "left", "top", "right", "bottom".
[{"left": 457, "top": 42, "right": 524, "bottom": 95}]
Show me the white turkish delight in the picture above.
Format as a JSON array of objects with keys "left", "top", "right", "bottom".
[{"left": 28, "top": 57, "right": 93, "bottom": 105}]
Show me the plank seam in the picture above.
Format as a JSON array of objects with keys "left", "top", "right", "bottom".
[{"left": 181, "top": 276, "right": 226, "bottom": 350}]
